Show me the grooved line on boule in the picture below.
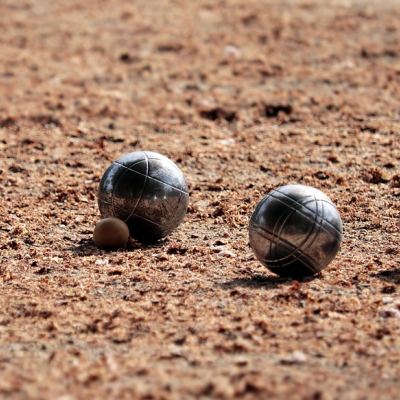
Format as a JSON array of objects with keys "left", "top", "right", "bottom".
[
  {"left": 270, "top": 189, "right": 342, "bottom": 236},
  {"left": 285, "top": 192, "right": 324, "bottom": 268},
  {"left": 263, "top": 193, "right": 327, "bottom": 268},
  {"left": 108, "top": 157, "right": 146, "bottom": 217},
  {"left": 250, "top": 223, "right": 321, "bottom": 272},
  {"left": 124, "top": 151, "right": 150, "bottom": 223},
  {"left": 114, "top": 161, "right": 189, "bottom": 194},
  {"left": 126, "top": 210, "right": 165, "bottom": 227}
]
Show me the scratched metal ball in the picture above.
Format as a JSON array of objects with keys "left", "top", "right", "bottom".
[
  {"left": 249, "top": 184, "right": 343, "bottom": 278},
  {"left": 97, "top": 151, "right": 189, "bottom": 242}
]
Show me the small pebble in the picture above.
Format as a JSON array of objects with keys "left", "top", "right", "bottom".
[
  {"left": 382, "top": 297, "right": 394, "bottom": 304},
  {"left": 380, "top": 308, "right": 400, "bottom": 319},
  {"left": 217, "top": 249, "right": 237, "bottom": 258},
  {"left": 280, "top": 350, "right": 308, "bottom": 365}
]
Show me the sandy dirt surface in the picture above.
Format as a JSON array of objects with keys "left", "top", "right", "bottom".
[{"left": 1, "top": 0, "right": 400, "bottom": 398}]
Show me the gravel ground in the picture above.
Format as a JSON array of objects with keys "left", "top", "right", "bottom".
[{"left": 0, "top": 0, "right": 400, "bottom": 399}]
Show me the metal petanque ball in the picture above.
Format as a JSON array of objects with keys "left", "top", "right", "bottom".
[
  {"left": 97, "top": 151, "right": 189, "bottom": 242},
  {"left": 249, "top": 184, "right": 343, "bottom": 278}
]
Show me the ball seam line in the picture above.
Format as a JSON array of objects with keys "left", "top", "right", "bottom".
[
  {"left": 270, "top": 192, "right": 322, "bottom": 269},
  {"left": 123, "top": 151, "right": 150, "bottom": 223},
  {"left": 126, "top": 210, "right": 166, "bottom": 227},
  {"left": 113, "top": 161, "right": 189, "bottom": 194},
  {"left": 251, "top": 222, "right": 321, "bottom": 270},
  {"left": 250, "top": 223, "right": 321, "bottom": 271},
  {"left": 268, "top": 191, "right": 343, "bottom": 236},
  {"left": 108, "top": 157, "right": 147, "bottom": 216}
]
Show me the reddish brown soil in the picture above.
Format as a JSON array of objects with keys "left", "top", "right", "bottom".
[{"left": 1, "top": 0, "right": 400, "bottom": 399}]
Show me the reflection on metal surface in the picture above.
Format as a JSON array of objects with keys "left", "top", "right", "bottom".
[
  {"left": 98, "top": 151, "right": 189, "bottom": 242},
  {"left": 249, "top": 184, "right": 343, "bottom": 278}
]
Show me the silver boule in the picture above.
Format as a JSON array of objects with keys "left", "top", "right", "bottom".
[
  {"left": 98, "top": 151, "right": 189, "bottom": 242},
  {"left": 249, "top": 184, "right": 343, "bottom": 278}
]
